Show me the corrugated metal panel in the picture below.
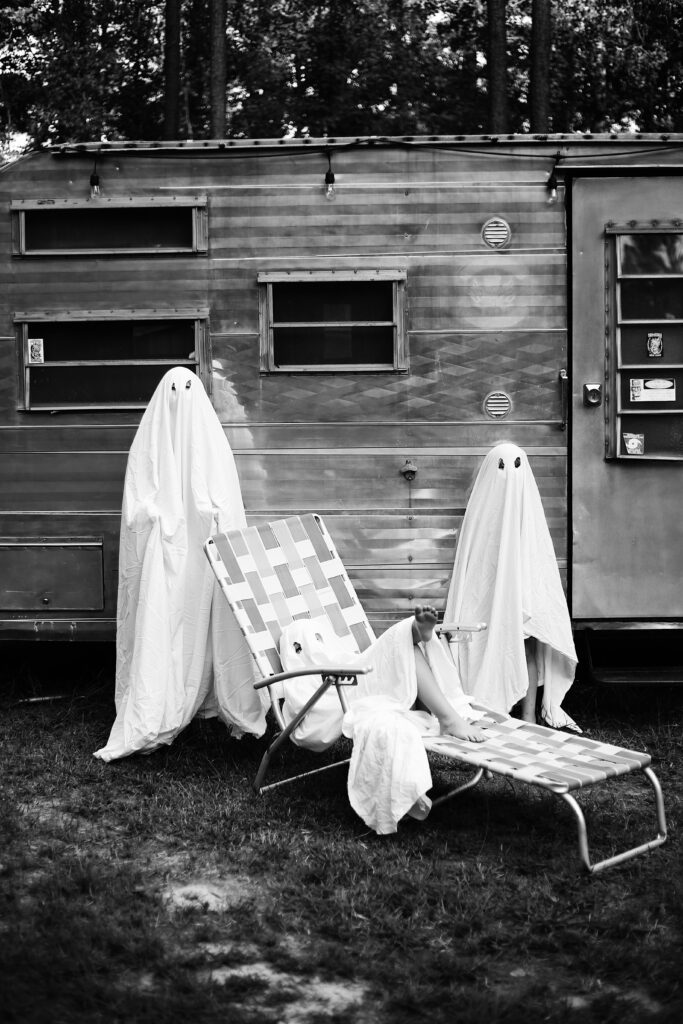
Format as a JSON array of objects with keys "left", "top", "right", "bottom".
[{"left": 210, "top": 330, "right": 566, "bottom": 425}]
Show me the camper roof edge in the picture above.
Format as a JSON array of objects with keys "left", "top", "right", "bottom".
[{"left": 46, "top": 132, "right": 683, "bottom": 158}]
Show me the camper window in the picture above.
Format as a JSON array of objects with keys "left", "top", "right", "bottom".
[
  {"left": 16, "top": 312, "right": 209, "bottom": 410},
  {"left": 11, "top": 198, "right": 208, "bottom": 255},
  {"left": 258, "top": 270, "right": 407, "bottom": 372},
  {"left": 605, "top": 227, "right": 683, "bottom": 459}
]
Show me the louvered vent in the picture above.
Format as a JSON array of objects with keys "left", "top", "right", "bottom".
[
  {"left": 483, "top": 391, "right": 512, "bottom": 418},
  {"left": 481, "top": 217, "right": 511, "bottom": 249}
]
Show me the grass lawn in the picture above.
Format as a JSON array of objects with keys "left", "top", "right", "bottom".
[{"left": 1, "top": 642, "right": 681, "bottom": 1024}]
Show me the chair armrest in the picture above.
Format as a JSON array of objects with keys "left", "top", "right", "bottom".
[
  {"left": 437, "top": 622, "right": 488, "bottom": 645},
  {"left": 438, "top": 621, "right": 487, "bottom": 633},
  {"left": 254, "top": 666, "right": 372, "bottom": 691}
]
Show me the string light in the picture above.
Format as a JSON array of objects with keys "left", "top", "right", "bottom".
[
  {"left": 546, "top": 151, "right": 561, "bottom": 205},
  {"left": 89, "top": 159, "right": 100, "bottom": 199},
  {"left": 324, "top": 151, "right": 336, "bottom": 201}
]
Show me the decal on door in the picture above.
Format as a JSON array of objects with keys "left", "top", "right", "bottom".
[{"left": 629, "top": 378, "right": 676, "bottom": 402}]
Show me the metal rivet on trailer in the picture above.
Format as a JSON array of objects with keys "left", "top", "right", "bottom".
[
  {"left": 481, "top": 217, "right": 511, "bottom": 249},
  {"left": 483, "top": 391, "right": 512, "bottom": 419}
]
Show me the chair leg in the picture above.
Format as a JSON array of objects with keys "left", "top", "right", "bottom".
[
  {"left": 253, "top": 729, "right": 289, "bottom": 793},
  {"left": 256, "top": 755, "right": 351, "bottom": 794},
  {"left": 560, "top": 767, "right": 668, "bottom": 874},
  {"left": 430, "top": 767, "right": 486, "bottom": 808},
  {"left": 253, "top": 674, "right": 344, "bottom": 793}
]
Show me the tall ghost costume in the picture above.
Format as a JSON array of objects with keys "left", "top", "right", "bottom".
[
  {"left": 94, "top": 367, "right": 267, "bottom": 762},
  {"left": 444, "top": 442, "right": 579, "bottom": 730}
]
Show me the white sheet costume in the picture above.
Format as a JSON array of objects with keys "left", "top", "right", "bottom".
[
  {"left": 279, "top": 616, "right": 482, "bottom": 835},
  {"left": 444, "top": 442, "right": 579, "bottom": 730},
  {"left": 94, "top": 367, "right": 267, "bottom": 762}
]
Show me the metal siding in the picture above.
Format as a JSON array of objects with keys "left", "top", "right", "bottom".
[
  {"left": 0, "top": 142, "right": 570, "bottom": 635},
  {"left": 210, "top": 330, "right": 566, "bottom": 424}
]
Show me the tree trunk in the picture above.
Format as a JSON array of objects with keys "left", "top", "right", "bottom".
[
  {"left": 487, "top": 0, "right": 508, "bottom": 133},
  {"left": 163, "top": 0, "right": 181, "bottom": 140},
  {"left": 530, "top": 0, "right": 552, "bottom": 132},
  {"left": 210, "top": 0, "right": 227, "bottom": 137}
]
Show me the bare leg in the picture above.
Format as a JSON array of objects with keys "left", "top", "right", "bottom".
[
  {"left": 520, "top": 637, "right": 539, "bottom": 723},
  {"left": 412, "top": 607, "right": 485, "bottom": 742}
]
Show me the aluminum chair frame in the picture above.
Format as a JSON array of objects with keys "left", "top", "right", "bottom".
[{"left": 205, "top": 513, "right": 667, "bottom": 874}]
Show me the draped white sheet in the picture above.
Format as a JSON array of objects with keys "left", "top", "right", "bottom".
[
  {"left": 279, "top": 616, "right": 481, "bottom": 834},
  {"left": 94, "top": 367, "right": 267, "bottom": 762},
  {"left": 444, "top": 442, "right": 579, "bottom": 729}
]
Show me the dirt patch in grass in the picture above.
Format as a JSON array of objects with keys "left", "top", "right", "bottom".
[
  {"left": 197, "top": 962, "right": 371, "bottom": 1022},
  {"left": 1, "top": 648, "right": 682, "bottom": 1024},
  {"left": 163, "top": 876, "right": 258, "bottom": 912}
]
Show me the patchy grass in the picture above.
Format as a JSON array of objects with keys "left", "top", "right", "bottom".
[{"left": 0, "top": 643, "right": 682, "bottom": 1024}]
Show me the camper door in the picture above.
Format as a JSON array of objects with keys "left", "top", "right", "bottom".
[{"left": 571, "top": 176, "right": 683, "bottom": 620}]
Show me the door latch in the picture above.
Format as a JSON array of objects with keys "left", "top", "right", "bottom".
[{"left": 583, "top": 383, "right": 603, "bottom": 407}]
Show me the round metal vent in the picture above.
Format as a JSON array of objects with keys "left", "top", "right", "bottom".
[
  {"left": 481, "top": 217, "right": 511, "bottom": 249},
  {"left": 483, "top": 391, "right": 512, "bottom": 419}
]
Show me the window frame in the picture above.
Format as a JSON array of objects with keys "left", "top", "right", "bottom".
[
  {"left": 605, "top": 223, "right": 683, "bottom": 461},
  {"left": 11, "top": 196, "right": 208, "bottom": 256},
  {"left": 15, "top": 307, "right": 210, "bottom": 412},
  {"left": 257, "top": 269, "right": 408, "bottom": 373}
]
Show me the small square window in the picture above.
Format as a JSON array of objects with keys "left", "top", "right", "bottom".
[{"left": 258, "top": 271, "right": 407, "bottom": 372}]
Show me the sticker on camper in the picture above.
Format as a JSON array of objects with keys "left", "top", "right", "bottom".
[
  {"left": 630, "top": 378, "right": 676, "bottom": 402},
  {"left": 646, "top": 332, "right": 663, "bottom": 357},
  {"left": 623, "top": 432, "right": 645, "bottom": 455},
  {"left": 28, "top": 338, "right": 44, "bottom": 364}
]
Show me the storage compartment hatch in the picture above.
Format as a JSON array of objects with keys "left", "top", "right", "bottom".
[{"left": 0, "top": 538, "right": 104, "bottom": 611}]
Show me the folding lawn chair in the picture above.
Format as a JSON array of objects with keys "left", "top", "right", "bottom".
[{"left": 204, "top": 513, "right": 667, "bottom": 874}]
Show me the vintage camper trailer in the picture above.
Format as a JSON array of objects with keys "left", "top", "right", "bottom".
[{"left": 1, "top": 135, "right": 682, "bottom": 676}]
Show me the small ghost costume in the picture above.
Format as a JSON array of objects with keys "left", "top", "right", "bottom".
[
  {"left": 94, "top": 367, "right": 266, "bottom": 762},
  {"left": 444, "top": 442, "right": 579, "bottom": 730},
  {"left": 276, "top": 617, "right": 352, "bottom": 753},
  {"left": 279, "top": 616, "right": 482, "bottom": 834}
]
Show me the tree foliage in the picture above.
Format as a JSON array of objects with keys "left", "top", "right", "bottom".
[
  {"left": 2, "top": 0, "right": 683, "bottom": 150},
  {"left": 0, "top": 1, "right": 164, "bottom": 145},
  {"left": 552, "top": 0, "right": 683, "bottom": 132},
  {"left": 487, "top": 0, "right": 509, "bottom": 133}
]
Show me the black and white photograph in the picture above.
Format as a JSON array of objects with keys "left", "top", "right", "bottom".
[{"left": 0, "top": 2, "right": 681, "bottom": 1022}]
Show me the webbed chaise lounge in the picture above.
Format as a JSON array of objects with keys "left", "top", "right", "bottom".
[{"left": 204, "top": 513, "right": 667, "bottom": 874}]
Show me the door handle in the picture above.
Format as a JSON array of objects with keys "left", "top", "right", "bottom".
[{"left": 558, "top": 368, "right": 568, "bottom": 430}]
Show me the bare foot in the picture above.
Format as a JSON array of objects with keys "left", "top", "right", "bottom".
[
  {"left": 412, "top": 604, "right": 439, "bottom": 645},
  {"left": 439, "top": 714, "right": 487, "bottom": 743}
]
